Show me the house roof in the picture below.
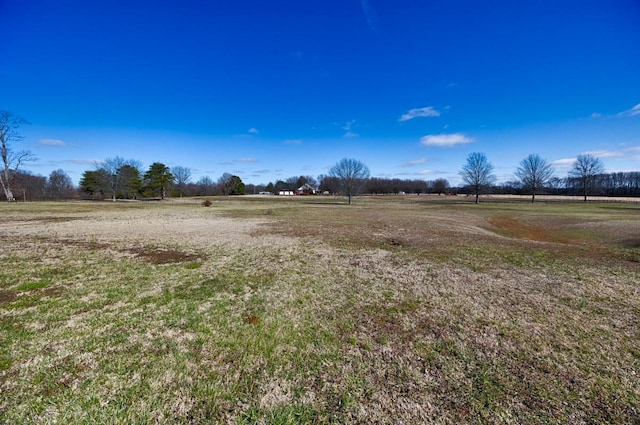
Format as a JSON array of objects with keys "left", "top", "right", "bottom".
[{"left": 297, "top": 183, "right": 318, "bottom": 191}]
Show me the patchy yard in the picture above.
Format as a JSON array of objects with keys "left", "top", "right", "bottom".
[{"left": 1, "top": 197, "right": 639, "bottom": 424}]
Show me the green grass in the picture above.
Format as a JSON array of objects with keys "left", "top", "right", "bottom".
[{"left": 0, "top": 197, "right": 639, "bottom": 423}]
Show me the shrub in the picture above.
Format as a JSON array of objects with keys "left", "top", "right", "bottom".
[{"left": 201, "top": 199, "right": 212, "bottom": 207}]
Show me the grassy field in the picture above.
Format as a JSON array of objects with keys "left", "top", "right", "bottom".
[{"left": 1, "top": 196, "right": 639, "bottom": 424}]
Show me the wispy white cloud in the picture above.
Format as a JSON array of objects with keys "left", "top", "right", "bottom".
[
  {"left": 551, "top": 158, "right": 575, "bottom": 169},
  {"left": 589, "top": 103, "right": 640, "bottom": 119},
  {"left": 400, "top": 158, "right": 429, "bottom": 168},
  {"left": 420, "top": 133, "right": 473, "bottom": 147},
  {"left": 584, "top": 149, "right": 622, "bottom": 158},
  {"left": 283, "top": 139, "right": 303, "bottom": 145},
  {"left": 552, "top": 146, "right": 640, "bottom": 169},
  {"left": 399, "top": 106, "right": 440, "bottom": 122},
  {"left": 416, "top": 169, "right": 435, "bottom": 176},
  {"left": 394, "top": 169, "right": 436, "bottom": 177},
  {"left": 342, "top": 120, "right": 359, "bottom": 138},
  {"left": 585, "top": 146, "right": 640, "bottom": 160},
  {"left": 68, "top": 159, "right": 100, "bottom": 165},
  {"left": 619, "top": 103, "right": 640, "bottom": 117},
  {"left": 235, "top": 158, "right": 258, "bottom": 164},
  {"left": 360, "top": 0, "right": 379, "bottom": 32},
  {"left": 38, "top": 138, "right": 66, "bottom": 147},
  {"left": 253, "top": 169, "right": 271, "bottom": 175},
  {"left": 248, "top": 127, "right": 259, "bottom": 134}
]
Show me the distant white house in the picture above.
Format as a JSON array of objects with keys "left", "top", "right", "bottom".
[
  {"left": 278, "top": 190, "right": 295, "bottom": 196},
  {"left": 296, "top": 183, "right": 319, "bottom": 195}
]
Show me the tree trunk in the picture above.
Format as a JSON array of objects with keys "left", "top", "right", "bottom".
[
  {"left": 474, "top": 193, "right": 479, "bottom": 204},
  {"left": 1, "top": 171, "right": 14, "bottom": 202},
  {"left": 348, "top": 193, "right": 352, "bottom": 205},
  {"left": 531, "top": 193, "right": 536, "bottom": 203},
  {"left": 2, "top": 185, "right": 14, "bottom": 202}
]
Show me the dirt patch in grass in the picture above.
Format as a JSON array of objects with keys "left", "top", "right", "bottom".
[
  {"left": 127, "top": 246, "right": 202, "bottom": 264},
  {"left": 0, "top": 290, "right": 16, "bottom": 305},
  {"left": 56, "top": 238, "right": 202, "bottom": 264},
  {"left": 27, "top": 237, "right": 202, "bottom": 265}
]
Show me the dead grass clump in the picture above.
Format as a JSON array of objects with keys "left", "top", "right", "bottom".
[{"left": 244, "top": 314, "right": 260, "bottom": 325}]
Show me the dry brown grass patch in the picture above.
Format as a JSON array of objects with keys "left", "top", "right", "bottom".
[{"left": 486, "top": 216, "right": 577, "bottom": 244}]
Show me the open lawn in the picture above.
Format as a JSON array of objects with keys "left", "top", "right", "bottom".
[{"left": 1, "top": 196, "right": 639, "bottom": 424}]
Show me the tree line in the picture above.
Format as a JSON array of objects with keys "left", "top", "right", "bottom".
[
  {"left": 7, "top": 161, "right": 640, "bottom": 202},
  {"left": 2, "top": 109, "right": 640, "bottom": 202},
  {"left": 78, "top": 158, "right": 248, "bottom": 200}
]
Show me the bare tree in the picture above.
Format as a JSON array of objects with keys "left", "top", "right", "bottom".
[
  {"left": 172, "top": 166, "right": 192, "bottom": 197},
  {"left": 196, "top": 176, "right": 216, "bottom": 196},
  {"left": 569, "top": 154, "right": 605, "bottom": 202},
  {"left": 329, "top": 158, "right": 371, "bottom": 205},
  {"left": 217, "top": 172, "right": 233, "bottom": 195},
  {"left": 13, "top": 171, "right": 46, "bottom": 201},
  {"left": 0, "top": 110, "right": 36, "bottom": 201},
  {"left": 98, "top": 157, "right": 142, "bottom": 201},
  {"left": 47, "top": 169, "right": 75, "bottom": 200},
  {"left": 285, "top": 176, "right": 300, "bottom": 190},
  {"left": 459, "top": 152, "right": 496, "bottom": 204},
  {"left": 515, "top": 154, "right": 554, "bottom": 203},
  {"left": 433, "top": 178, "right": 450, "bottom": 195},
  {"left": 99, "top": 156, "right": 126, "bottom": 201}
]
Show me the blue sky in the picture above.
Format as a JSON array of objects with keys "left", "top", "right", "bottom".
[{"left": 2, "top": 0, "right": 639, "bottom": 186}]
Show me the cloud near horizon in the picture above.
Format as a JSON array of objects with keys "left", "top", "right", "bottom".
[
  {"left": 416, "top": 169, "right": 435, "bottom": 176},
  {"left": 235, "top": 158, "right": 258, "bottom": 164},
  {"left": 38, "top": 138, "right": 66, "bottom": 147},
  {"left": 420, "top": 133, "right": 472, "bottom": 147},
  {"left": 399, "top": 106, "right": 441, "bottom": 122},
  {"left": 400, "top": 158, "right": 429, "bottom": 168}
]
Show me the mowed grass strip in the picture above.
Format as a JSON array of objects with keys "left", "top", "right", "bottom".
[{"left": 0, "top": 198, "right": 639, "bottom": 424}]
